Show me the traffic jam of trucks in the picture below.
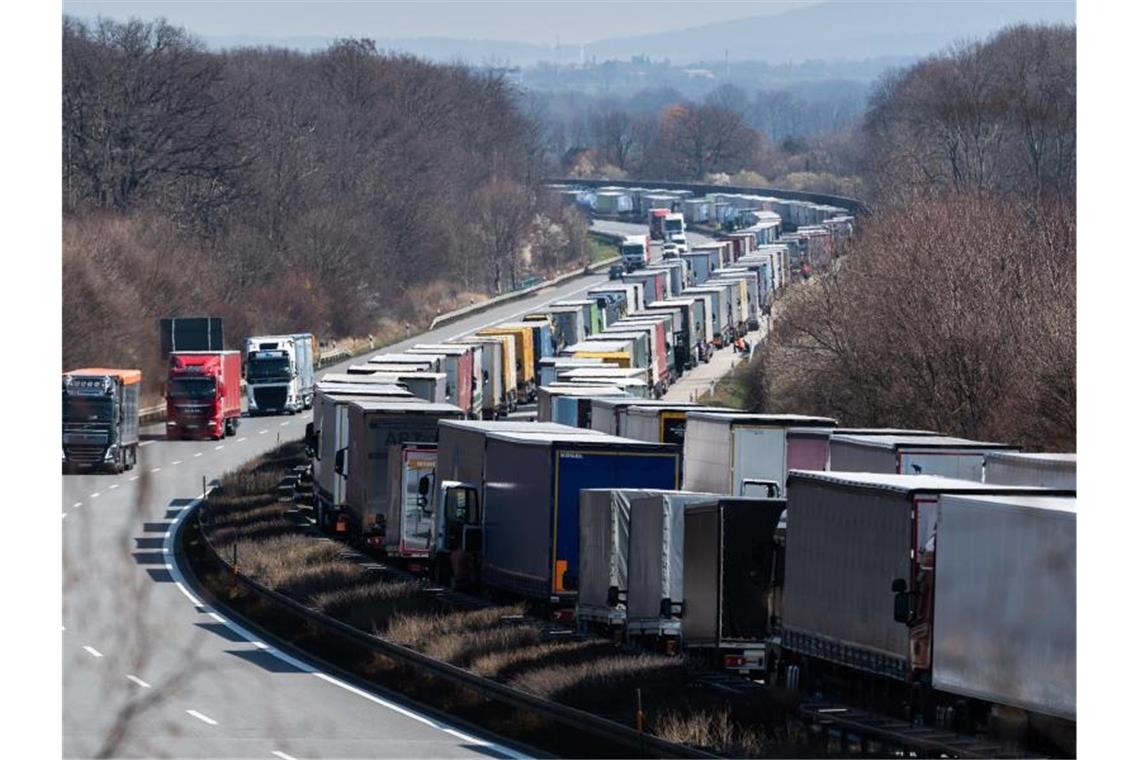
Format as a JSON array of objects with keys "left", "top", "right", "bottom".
[{"left": 63, "top": 188, "right": 1076, "bottom": 755}]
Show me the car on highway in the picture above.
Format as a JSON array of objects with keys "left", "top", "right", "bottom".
[{"left": 608, "top": 264, "right": 625, "bottom": 280}]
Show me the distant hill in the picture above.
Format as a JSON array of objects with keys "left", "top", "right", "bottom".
[
  {"left": 582, "top": 1, "right": 1076, "bottom": 64},
  {"left": 81, "top": 0, "right": 1074, "bottom": 66}
]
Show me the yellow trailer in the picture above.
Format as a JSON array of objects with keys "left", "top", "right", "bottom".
[
  {"left": 477, "top": 325, "right": 535, "bottom": 401},
  {"left": 573, "top": 350, "right": 632, "bottom": 368}
]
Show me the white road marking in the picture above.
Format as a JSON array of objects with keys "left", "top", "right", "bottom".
[
  {"left": 109, "top": 484, "right": 119, "bottom": 490},
  {"left": 62, "top": 513, "right": 68, "bottom": 520},
  {"left": 125, "top": 674, "right": 151, "bottom": 689},
  {"left": 62, "top": 626, "right": 66, "bottom": 631},
  {"left": 72, "top": 502, "right": 82, "bottom": 508},
  {"left": 83, "top": 646, "right": 103, "bottom": 658},
  {"left": 279, "top": 421, "right": 290, "bottom": 427},
  {"left": 151, "top": 467, "right": 161, "bottom": 473},
  {"left": 185, "top": 709, "right": 218, "bottom": 726},
  {"left": 194, "top": 452, "right": 203, "bottom": 458},
  {"left": 171, "top": 460, "right": 182, "bottom": 465},
  {"left": 259, "top": 429, "right": 268, "bottom": 434},
  {"left": 214, "top": 445, "right": 225, "bottom": 451},
  {"left": 237, "top": 437, "right": 247, "bottom": 442},
  {"left": 139, "top": 441, "right": 153, "bottom": 447},
  {"left": 130, "top": 476, "right": 139, "bottom": 481},
  {"left": 89, "top": 492, "right": 100, "bottom": 499},
  {"left": 271, "top": 752, "right": 298, "bottom": 760},
  {"left": 161, "top": 492, "right": 525, "bottom": 759}
]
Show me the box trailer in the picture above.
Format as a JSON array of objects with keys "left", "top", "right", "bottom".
[
  {"left": 309, "top": 385, "right": 416, "bottom": 529},
  {"left": 623, "top": 404, "right": 728, "bottom": 446},
  {"left": 368, "top": 353, "right": 445, "bottom": 373},
  {"left": 780, "top": 471, "right": 1074, "bottom": 687},
  {"left": 626, "top": 490, "right": 719, "bottom": 642},
  {"left": 342, "top": 400, "right": 464, "bottom": 549},
  {"left": 457, "top": 333, "right": 516, "bottom": 414},
  {"left": 538, "top": 385, "right": 628, "bottom": 426},
  {"left": 540, "top": 357, "right": 608, "bottom": 387},
  {"left": 577, "top": 488, "right": 639, "bottom": 628},
  {"left": 984, "top": 451, "right": 1076, "bottom": 490},
  {"left": 477, "top": 325, "right": 536, "bottom": 402},
  {"left": 407, "top": 344, "right": 478, "bottom": 418},
  {"left": 159, "top": 316, "right": 224, "bottom": 357},
  {"left": 932, "top": 493, "right": 1075, "bottom": 721},
  {"left": 682, "top": 497, "right": 787, "bottom": 675},
  {"left": 590, "top": 398, "right": 697, "bottom": 437},
  {"left": 451, "top": 336, "right": 503, "bottom": 418},
  {"left": 384, "top": 444, "right": 439, "bottom": 558},
  {"left": 481, "top": 432, "right": 681, "bottom": 603},
  {"left": 432, "top": 421, "right": 591, "bottom": 585},
  {"left": 683, "top": 412, "right": 836, "bottom": 497},
  {"left": 828, "top": 433, "right": 1018, "bottom": 480},
  {"left": 619, "top": 314, "right": 677, "bottom": 384}
]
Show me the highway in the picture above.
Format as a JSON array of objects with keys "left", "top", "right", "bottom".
[{"left": 62, "top": 270, "right": 613, "bottom": 759}]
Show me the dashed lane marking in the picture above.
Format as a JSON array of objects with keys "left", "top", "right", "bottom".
[
  {"left": 271, "top": 752, "right": 298, "bottom": 760},
  {"left": 171, "top": 460, "right": 182, "bottom": 465},
  {"left": 72, "top": 502, "right": 82, "bottom": 508},
  {"left": 130, "top": 476, "right": 139, "bottom": 481},
  {"left": 126, "top": 674, "right": 151, "bottom": 689},
  {"left": 194, "top": 452, "right": 203, "bottom": 458},
  {"left": 237, "top": 437, "right": 247, "bottom": 442},
  {"left": 83, "top": 646, "right": 103, "bottom": 658},
  {"left": 150, "top": 467, "right": 162, "bottom": 473},
  {"left": 109, "top": 484, "right": 119, "bottom": 490},
  {"left": 185, "top": 709, "right": 218, "bottom": 726},
  {"left": 89, "top": 493, "right": 100, "bottom": 499},
  {"left": 214, "top": 445, "right": 225, "bottom": 451}
]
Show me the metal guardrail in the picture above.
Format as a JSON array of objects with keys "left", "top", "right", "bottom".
[
  {"left": 428, "top": 248, "right": 622, "bottom": 331},
  {"left": 187, "top": 492, "right": 714, "bottom": 759}
]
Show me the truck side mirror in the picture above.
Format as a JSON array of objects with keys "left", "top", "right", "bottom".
[
  {"left": 892, "top": 578, "right": 911, "bottom": 624},
  {"left": 304, "top": 422, "right": 316, "bottom": 457},
  {"left": 334, "top": 448, "right": 346, "bottom": 476}
]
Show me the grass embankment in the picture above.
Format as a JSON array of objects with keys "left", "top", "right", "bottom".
[
  {"left": 201, "top": 444, "right": 811, "bottom": 757},
  {"left": 587, "top": 236, "right": 618, "bottom": 264}
]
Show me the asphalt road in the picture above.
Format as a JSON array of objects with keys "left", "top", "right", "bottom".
[
  {"left": 588, "top": 218, "right": 716, "bottom": 250},
  {"left": 62, "top": 271, "right": 612, "bottom": 759}
]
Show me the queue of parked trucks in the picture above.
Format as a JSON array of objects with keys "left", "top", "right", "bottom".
[{"left": 61, "top": 193, "right": 1075, "bottom": 754}]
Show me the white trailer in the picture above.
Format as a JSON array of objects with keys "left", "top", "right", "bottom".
[
  {"left": 244, "top": 333, "right": 316, "bottom": 414},
  {"left": 983, "top": 451, "right": 1076, "bottom": 489}
]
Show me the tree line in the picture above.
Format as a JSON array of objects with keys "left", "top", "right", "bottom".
[
  {"left": 62, "top": 17, "right": 590, "bottom": 396},
  {"left": 744, "top": 24, "right": 1076, "bottom": 451}
]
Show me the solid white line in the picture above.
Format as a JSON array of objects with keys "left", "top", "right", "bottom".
[
  {"left": 150, "top": 467, "right": 162, "bottom": 473},
  {"left": 162, "top": 494, "right": 525, "bottom": 759},
  {"left": 125, "top": 674, "right": 151, "bottom": 689},
  {"left": 109, "top": 484, "right": 119, "bottom": 490},
  {"left": 214, "top": 445, "right": 225, "bottom": 451},
  {"left": 194, "top": 452, "right": 203, "bottom": 458},
  {"left": 83, "top": 646, "right": 103, "bottom": 658},
  {"left": 139, "top": 441, "right": 153, "bottom": 447},
  {"left": 185, "top": 709, "right": 218, "bottom": 726},
  {"left": 271, "top": 751, "right": 298, "bottom": 760},
  {"left": 237, "top": 437, "right": 247, "bottom": 442}
]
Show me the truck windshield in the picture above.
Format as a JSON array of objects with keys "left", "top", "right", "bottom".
[
  {"left": 621, "top": 244, "right": 645, "bottom": 258},
  {"left": 168, "top": 377, "right": 216, "bottom": 399},
  {"left": 665, "top": 219, "right": 684, "bottom": 233},
  {"left": 246, "top": 357, "right": 291, "bottom": 380},
  {"left": 63, "top": 396, "right": 114, "bottom": 423}
]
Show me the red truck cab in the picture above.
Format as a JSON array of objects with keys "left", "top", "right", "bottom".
[{"left": 166, "top": 350, "right": 242, "bottom": 440}]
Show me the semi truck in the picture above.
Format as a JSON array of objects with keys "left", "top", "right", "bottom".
[
  {"left": 165, "top": 351, "right": 242, "bottom": 440},
  {"left": 648, "top": 208, "right": 669, "bottom": 240},
  {"left": 664, "top": 212, "right": 687, "bottom": 250},
  {"left": 340, "top": 400, "right": 464, "bottom": 550},
  {"left": 619, "top": 234, "right": 651, "bottom": 271},
  {"left": 62, "top": 368, "right": 141, "bottom": 474},
  {"left": 244, "top": 333, "right": 315, "bottom": 415}
]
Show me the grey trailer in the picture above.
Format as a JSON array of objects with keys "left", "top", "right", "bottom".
[
  {"left": 452, "top": 336, "right": 504, "bottom": 419},
  {"left": 343, "top": 400, "right": 465, "bottom": 550},
  {"left": 829, "top": 433, "right": 1018, "bottom": 481},
  {"left": 984, "top": 452, "right": 1076, "bottom": 490},
  {"left": 626, "top": 490, "right": 720, "bottom": 640},
  {"left": 932, "top": 493, "right": 1075, "bottom": 721},
  {"left": 683, "top": 412, "right": 836, "bottom": 497},
  {"left": 576, "top": 488, "right": 638, "bottom": 627},
  {"left": 780, "top": 471, "right": 1074, "bottom": 686},
  {"left": 590, "top": 398, "right": 698, "bottom": 437},
  {"left": 623, "top": 404, "right": 728, "bottom": 446},
  {"left": 682, "top": 497, "right": 787, "bottom": 674}
]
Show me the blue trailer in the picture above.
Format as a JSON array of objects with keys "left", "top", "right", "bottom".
[{"left": 481, "top": 431, "right": 681, "bottom": 604}]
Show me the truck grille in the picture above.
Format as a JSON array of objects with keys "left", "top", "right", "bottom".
[
  {"left": 254, "top": 386, "right": 288, "bottom": 411},
  {"left": 65, "top": 445, "right": 106, "bottom": 464}
]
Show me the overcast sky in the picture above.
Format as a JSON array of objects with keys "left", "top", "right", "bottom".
[{"left": 63, "top": 0, "right": 819, "bottom": 45}]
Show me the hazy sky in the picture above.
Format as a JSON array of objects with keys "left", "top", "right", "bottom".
[{"left": 63, "top": 0, "right": 820, "bottom": 45}]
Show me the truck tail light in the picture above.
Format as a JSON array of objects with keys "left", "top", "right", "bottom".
[
  {"left": 724, "top": 654, "right": 746, "bottom": 669},
  {"left": 335, "top": 519, "right": 346, "bottom": 533}
]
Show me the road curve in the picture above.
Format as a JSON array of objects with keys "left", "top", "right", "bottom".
[{"left": 63, "top": 271, "right": 613, "bottom": 758}]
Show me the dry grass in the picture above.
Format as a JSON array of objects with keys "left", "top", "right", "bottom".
[
  {"left": 654, "top": 708, "right": 768, "bottom": 756},
  {"left": 509, "top": 652, "right": 689, "bottom": 703}
]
